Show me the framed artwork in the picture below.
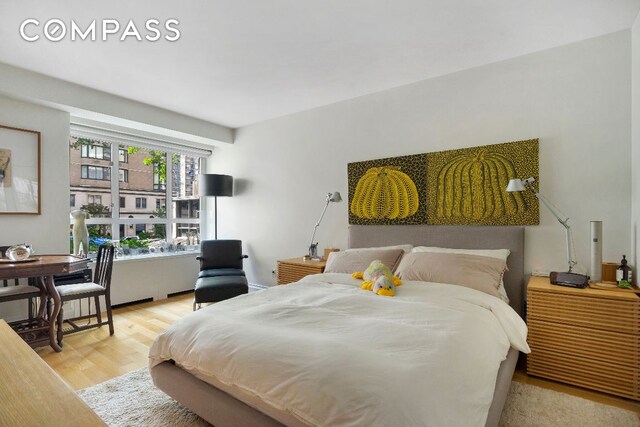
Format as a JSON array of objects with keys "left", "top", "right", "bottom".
[
  {"left": 0, "top": 124, "right": 41, "bottom": 215},
  {"left": 426, "top": 139, "right": 539, "bottom": 225},
  {"left": 348, "top": 138, "right": 539, "bottom": 226},
  {"left": 348, "top": 153, "right": 427, "bottom": 225}
]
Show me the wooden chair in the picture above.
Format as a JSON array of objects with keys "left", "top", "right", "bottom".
[
  {"left": 0, "top": 246, "right": 41, "bottom": 320},
  {"left": 56, "top": 245, "right": 115, "bottom": 341}
]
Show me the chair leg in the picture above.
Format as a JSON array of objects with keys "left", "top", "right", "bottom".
[
  {"left": 94, "top": 296, "right": 102, "bottom": 326},
  {"left": 105, "top": 294, "right": 114, "bottom": 336},
  {"left": 57, "top": 307, "right": 64, "bottom": 347}
]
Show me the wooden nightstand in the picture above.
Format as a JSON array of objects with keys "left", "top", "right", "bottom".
[
  {"left": 526, "top": 275, "right": 640, "bottom": 400},
  {"left": 277, "top": 257, "right": 326, "bottom": 285}
]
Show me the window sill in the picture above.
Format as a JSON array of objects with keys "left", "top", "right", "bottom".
[{"left": 107, "top": 250, "right": 199, "bottom": 265}]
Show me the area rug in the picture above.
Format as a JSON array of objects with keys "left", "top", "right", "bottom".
[{"left": 78, "top": 368, "right": 640, "bottom": 426}]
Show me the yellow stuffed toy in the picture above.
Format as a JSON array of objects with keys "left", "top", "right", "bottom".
[{"left": 352, "top": 260, "right": 402, "bottom": 297}]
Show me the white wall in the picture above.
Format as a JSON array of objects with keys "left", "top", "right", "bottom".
[
  {"left": 0, "top": 94, "right": 198, "bottom": 321},
  {"left": 110, "top": 255, "right": 198, "bottom": 306},
  {"left": 0, "top": 95, "right": 70, "bottom": 253},
  {"left": 208, "top": 31, "right": 632, "bottom": 287},
  {"left": 0, "top": 96, "right": 70, "bottom": 319},
  {"left": 633, "top": 14, "right": 640, "bottom": 280}
]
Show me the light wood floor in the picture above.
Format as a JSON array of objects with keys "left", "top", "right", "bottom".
[
  {"left": 37, "top": 293, "right": 194, "bottom": 390},
  {"left": 38, "top": 293, "right": 640, "bottom": 415}
]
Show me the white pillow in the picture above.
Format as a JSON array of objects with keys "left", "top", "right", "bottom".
[
  {"left": 347, "top": 244, "right": 413, "bottom": 254},
  {"left": 325, "top": 248, "right": 405, "bottom": 273},
  {"left": 396, "top": 252, "right": 507, "bottom": 299},
  {"left": 411, "top": 246, "right": 511, "bottom": 303}
]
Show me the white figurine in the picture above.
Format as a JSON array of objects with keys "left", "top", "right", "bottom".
[{"left": 70, "top": 209, "right": 90, "bottom": 257}]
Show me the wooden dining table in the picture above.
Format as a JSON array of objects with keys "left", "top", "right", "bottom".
[{"left": 0, "top": 255, "right": 89, "bottom": 352}]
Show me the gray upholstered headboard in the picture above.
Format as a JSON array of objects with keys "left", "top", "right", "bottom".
[{"left": 348, "top": 225, "right": 525, "bottom": 317}]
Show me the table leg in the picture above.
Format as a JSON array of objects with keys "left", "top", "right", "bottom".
[
  {"left": 35, "top": 277, "right": 47, "bottom": 328},
  {"left": 44, "top": 275, "right": 62, "bottom": 352}
]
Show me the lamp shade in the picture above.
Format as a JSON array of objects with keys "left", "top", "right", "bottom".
[
  {"left": 200, "top": 174, "right": 233, "bottom": 197},
  {"left": 329, "top": 192, "right": 342, "bottom": 203},
  {"left": 506, "top": 178, "right": 526, "bottom": 192}
]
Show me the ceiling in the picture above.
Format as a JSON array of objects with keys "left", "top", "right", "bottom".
[{"left": 0, "top": 1, "right": 639, "bottom": 129}]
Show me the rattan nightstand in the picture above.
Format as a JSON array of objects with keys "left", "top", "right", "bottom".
[
  {"left": 527, "top": 275, "right": 640, "bottom": 400},
  {"left": 276, "top": 257, "right": 326, "bottom": 285}
]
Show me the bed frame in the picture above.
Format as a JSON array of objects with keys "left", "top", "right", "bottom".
[{"left": 151, "top": 225, "right": 525, "bottom": 427}]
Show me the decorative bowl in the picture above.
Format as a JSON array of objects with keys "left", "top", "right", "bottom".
[{"left": 6, "top": 244, "right": 32, "bottom": 261}]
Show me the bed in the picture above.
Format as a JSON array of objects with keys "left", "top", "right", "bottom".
[{"left": 149, "top": 225, "right": 529, "bottom": 427}]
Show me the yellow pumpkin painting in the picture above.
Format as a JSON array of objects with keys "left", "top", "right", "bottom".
[
  {"left": 348, "top": 139, "right": 539, "bottom": 226},
  {"left": 435, "top": 149, "right": 525, "bottom": 220},
  {"left": 350, "top": 166, "right": 419, "bottom": 220},
  {"left": 427, "top": 139, "right": 539, "bottom": 225},
  {"left": 348, "top": 153, "right": 427, "bottom": 225}
]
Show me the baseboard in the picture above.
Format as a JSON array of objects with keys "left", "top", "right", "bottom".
[
  {"left": 249, "top": 283, "right": 269, "bottom": 291},
  {"left": 112, "top": 298, "right": 153, "bottom": 309},
  {"left": 167, "top": 289, "right": 194, "bottom": 298}
]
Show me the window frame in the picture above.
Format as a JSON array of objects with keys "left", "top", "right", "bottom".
[
  {"left": 71, "top": 137, "right": 205, "bottom": 251},
  {"left": 118, "top": 148, "right": 128, "bottom": 163},
  {"left": 135, "top": 197, "right": 147, "bottom": 209},
  {"left": 88, "top": 194, "right": 103, "bottom": 205},
  {"left": 81, "top": 143, "right": 111, "bottom": 160},
  {"left": 81, "top": 165, "right": 111, "bottom": 181},
  {"left": 153, "top": 164, "right": 166, "bottom": 191}
]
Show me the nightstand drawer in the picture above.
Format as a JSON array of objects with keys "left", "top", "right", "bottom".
[
  {"left": 528, "top": 290, "right": 640, "bottom": 335},
  {"left": 528, "top": 347, "right": 640, "bottom": 400},
  {"left": 528, "top": 319, "right": 640, "bottom": 366}
]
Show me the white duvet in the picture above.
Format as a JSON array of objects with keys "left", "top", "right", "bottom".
[{"left": 149, "top": 273, "right": 530, "bottom": 427}]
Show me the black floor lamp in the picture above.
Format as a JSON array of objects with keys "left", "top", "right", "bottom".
[{"left": 200, "top": 174, "right": 233, "bottom": 240}]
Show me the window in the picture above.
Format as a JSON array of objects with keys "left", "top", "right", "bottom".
[
  {"left": 153, "top": 164, "right": 166, "bottom": 191},
  {"left": 69, "top": 128, "right": 209, "bottom": 256},
  {"left": 172, "top": 154, "right": 201, "bottom": 240},
  {"left": 81, "top": 165, "right": 111, "bottom": 180},
  {"left": 88, "top": 195, "right": 102, "bottom": 205},
  {"left": 81, "top": 144, "right": 111, "bottom": 160},
  {"left": 70, "top": 194, "right": 76, "bottom": 207}
]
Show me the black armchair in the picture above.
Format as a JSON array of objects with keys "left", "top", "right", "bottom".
[
  {"left": 194, "top": 240, "right": 249, "bottom": 310},
  {"left": 197, "top": 240, "right": 248, "bottom": 278}
]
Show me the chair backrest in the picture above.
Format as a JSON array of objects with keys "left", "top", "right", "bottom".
[
  {"left": 199, "top": 240, "right": 245, "bottom": 270},
  {"left": 94, "top": 245, "right": 115, "bottom": 291}
]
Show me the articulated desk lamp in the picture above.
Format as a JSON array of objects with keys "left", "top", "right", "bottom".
[
  {"left": 507, "top": 177, "right": 588, "bottom": 287},
  {"left": 304, "top": 192, "right": 342, "bottom": 261}
]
